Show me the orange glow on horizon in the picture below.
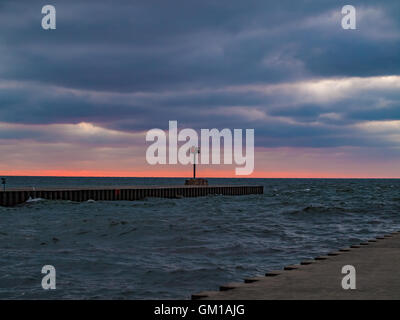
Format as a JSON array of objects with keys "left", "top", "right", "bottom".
[{"left": 0, "top": 169, "right": 398, "bottom": 179}]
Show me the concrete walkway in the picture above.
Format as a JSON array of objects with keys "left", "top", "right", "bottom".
[{"left": 192, "top": 231, "right": 400, "bottom": 300}]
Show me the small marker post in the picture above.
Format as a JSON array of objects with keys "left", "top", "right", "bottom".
[
  {"left": 1, "top": 178, "right": 6, "bottom": 192},
  {"left": 185, "top": 147, "right": 207, "bottom": 186},
  {"left": 190, "top": 146, "right": 200, "bottom": 179}
]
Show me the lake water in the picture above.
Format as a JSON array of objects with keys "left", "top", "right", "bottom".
[{"left": 1, "top": 177, "right": 400, "bottom": 299}]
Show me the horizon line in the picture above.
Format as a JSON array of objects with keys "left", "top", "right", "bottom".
[{"left": 1, "top": 174, "right": 400, "bottom": 179}]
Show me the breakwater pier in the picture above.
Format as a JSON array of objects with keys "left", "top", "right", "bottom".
[
  {"left": 192, "top": 231, "right": 400, "bottom": 300},
  {"left": 0, "top": 185, "right": 263, "bottom": 207}
]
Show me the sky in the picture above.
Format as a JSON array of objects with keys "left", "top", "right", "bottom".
[{"left": 0, "top": 0, "right": 399, "bottom": 178}]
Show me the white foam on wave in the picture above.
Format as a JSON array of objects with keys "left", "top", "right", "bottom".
[{"left": 26, "top": 197, "right": 45, "bottom": 203}]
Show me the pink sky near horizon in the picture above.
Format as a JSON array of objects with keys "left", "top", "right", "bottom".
[
  {"left": 1, "top": 118, "right": 400, "bottom": 179},
  {"left": 0, "top": 144, "right": 399, "bottom": 179}
]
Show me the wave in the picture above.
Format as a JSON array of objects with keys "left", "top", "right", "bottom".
[
  {"left": 26, "top": 197, "right": 45, "bottom": 203},
  {"left": 285, "top": 205, "right": 348, "bottom": 215}
]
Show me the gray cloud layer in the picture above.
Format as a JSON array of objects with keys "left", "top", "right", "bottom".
[{"left": 0, "top": 0, "right": 399, "bottom": 151}]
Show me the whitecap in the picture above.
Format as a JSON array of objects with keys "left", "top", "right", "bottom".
[{"left": 26, "top": 197, "right": 45, "bottom": 203}]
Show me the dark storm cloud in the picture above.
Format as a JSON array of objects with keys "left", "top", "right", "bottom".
[
  {"left": 1, "top": 0, "right": 399, "bottom": 92},
  {"left": 0, "top": 0, "right": 399, "bottom": 150}
]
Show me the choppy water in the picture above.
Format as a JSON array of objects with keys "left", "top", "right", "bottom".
[{"left": 1, "top": 177, "right": 400, "bottom": 299}]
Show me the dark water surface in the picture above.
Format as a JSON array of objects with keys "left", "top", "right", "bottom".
[{"left": 1, "top": 177, "right": 400, "bottom": 299}]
